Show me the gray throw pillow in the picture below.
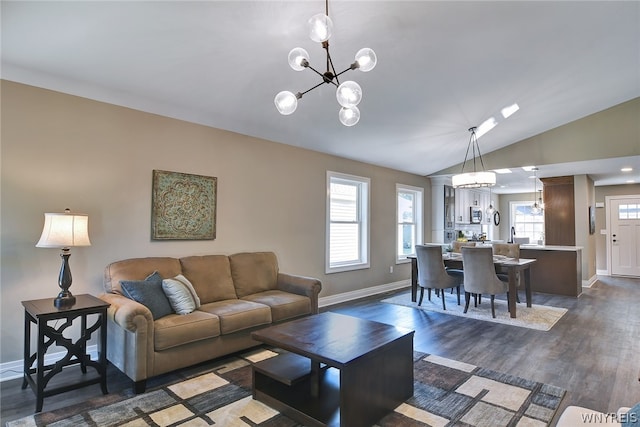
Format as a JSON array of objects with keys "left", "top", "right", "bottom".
[
  {"left": 121, "top": 272, "right": 173, "bottom": 320},
  {"left": 162, "top": 278, "right": 196, "bottom": 315}
]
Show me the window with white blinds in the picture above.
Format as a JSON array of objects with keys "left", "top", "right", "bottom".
[
  {"left": 326, "top": 171, "right": 370, "bottom": 273},
  {"left": 397, "top": 184, "right": 423, "bottom": 262}
]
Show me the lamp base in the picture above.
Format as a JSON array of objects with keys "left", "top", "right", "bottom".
[{"left": 54, "top": 291, "right": 76, "bottom": 308}]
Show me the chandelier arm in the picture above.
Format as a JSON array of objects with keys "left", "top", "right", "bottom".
[
  {"left": 299, "top": 80, "right": 330, "bottom": 97},
  {"left": 306, "top": 64, "right": 330, "bottom": 80},
  {"left": 334, "top": 66, "right": 356, "bottom": 79}
]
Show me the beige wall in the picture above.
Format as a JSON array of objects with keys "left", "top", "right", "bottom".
[{"left": 0, "top": 81, "right": 430, "bottom": 363}]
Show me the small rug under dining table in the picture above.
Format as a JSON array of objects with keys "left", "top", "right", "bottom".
[
  {"left": 7, "top": 347, "right": 566, "bottom": 427},
  {"left": 382, "top": 291, "right": 568, "bottom": 331}
]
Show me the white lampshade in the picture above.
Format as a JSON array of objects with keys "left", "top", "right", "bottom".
[
  {"left": 308, "top": 13, "right": 333, "bottom": 42},
  {"left": 336, "top": 81, "right": 362, "bottom": 108},
  {"left": 36, "top": 211, "right": 91, "bottom": 248},
  {"left": 354, "top": 48, "right": 377, "bottom": 72},
  {"left": 451, "top": 171, "right": 497, "bottom": 188},
  {"left": 274, "top": 91, "right": 298, "bottom": 115},
  {"left": 339, "top": 106, "right": 360, "bottom": 126},
  {"left": 287, "top": 47, "right": 310, "bottom": 71}
]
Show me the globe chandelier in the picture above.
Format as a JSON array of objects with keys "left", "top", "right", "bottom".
[
  {"left": 451, "top": 127, "right": 497, "bottom": 188},
  {"left": 274, "top": 0, "right": 377, "bottom": 126}
]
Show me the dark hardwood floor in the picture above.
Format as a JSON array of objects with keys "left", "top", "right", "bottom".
[{"left": 2, "top": 275, "right": 639, "bottom": 426}]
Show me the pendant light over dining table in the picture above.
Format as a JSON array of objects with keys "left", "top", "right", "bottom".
[
  {"left": 452, "top": 127, "right": 497, "bottom": 188},
  {"left": 274, "top": 0, "right": 377, "bottom": 126}
]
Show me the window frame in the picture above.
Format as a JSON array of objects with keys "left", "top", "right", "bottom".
[
  {"left": 509, "top": 200, "right": 545, "bottom": 244},
  {"left": 325, "top": 171, "right": 370, "bottom": 274},
  {"left": 396, "top": 184, "right": 424, "bottom": 263}
]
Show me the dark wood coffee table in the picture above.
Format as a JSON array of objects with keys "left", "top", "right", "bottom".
[{"left": 251, "top": 312, "right": 414, "bottom": 427}]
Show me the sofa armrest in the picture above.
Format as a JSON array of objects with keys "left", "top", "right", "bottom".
[
  {"left": 98, "top": 293, "right": 155, "bottom": 382},
  {"left": 276, "top": 273, "right": 322, "bottom": 314},
  {"left": 99, "top": 293, "right": 153, "bottom": 331}
]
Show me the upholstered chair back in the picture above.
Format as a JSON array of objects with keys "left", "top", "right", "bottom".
[
  {"left": 492, "top": 243, "right": 520, "bottom": 259},
  {"left": 452, "top": 241, "right": 476, "bottom": 253},
  {"left": 461, "top": 247, "right": 507, "bottom": 296},
  {"left": 415, "top": 245, "right": 459, "bottom": 290}
]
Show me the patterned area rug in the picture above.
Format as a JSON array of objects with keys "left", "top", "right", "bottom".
[
  {"left": 382, "top": 291, "right": 568, "bottom": 331},
  {"left": 8, "top": 348, "right": 565, "bottom": 427}
]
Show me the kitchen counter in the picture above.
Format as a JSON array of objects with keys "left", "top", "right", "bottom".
[
  {"left": 437, "top": 242, "right": 583, "bottom": 297},
  {"left": 519, "top": 246, "right": 582, "bottom": 296}
]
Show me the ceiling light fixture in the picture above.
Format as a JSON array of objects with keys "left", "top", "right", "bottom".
[
  {"left": 531, "top": 167, "right": 543, "bottom": 215},
  {"left": 274, "top": 0, "right": 377, "bottom": 126},
  {"left": 452, "top": 127, "right": 496, "bottom": 188},
  {"left": 621, "top": 167, "right": 633, "bottom": 172}
]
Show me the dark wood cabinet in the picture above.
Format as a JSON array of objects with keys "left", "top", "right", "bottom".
[{"left": 541, "top": 176, "right": 575, "bottom": 246}]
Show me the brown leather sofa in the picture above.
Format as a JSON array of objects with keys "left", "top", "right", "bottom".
[{"left": 100, "top": 251, "right": 321, "bottom": 393}]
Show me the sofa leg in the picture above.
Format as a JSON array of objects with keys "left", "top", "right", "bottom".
[{"left": 133, "top": 380, "right": 147, "bottom": 394}]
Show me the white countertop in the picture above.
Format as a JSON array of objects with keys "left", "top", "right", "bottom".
[{"left": 517, "top": 244, "right": 583, "bottom": 251}]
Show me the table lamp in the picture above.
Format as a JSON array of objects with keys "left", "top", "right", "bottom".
[{"left": 36, "top": 208, "right": 91, "bottom": 308}]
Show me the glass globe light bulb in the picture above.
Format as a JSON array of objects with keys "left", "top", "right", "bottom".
[
  {"left": 339, "top": 106, "right": 360, "bottom": 126},
  {"left": 274, "top": 91, "right": 298, "bottom": 115},
  {"left": 336, "top": 81, "right": 362, "bottom": 108},
  {"left": 354, "top": 48, "right": 377, "bottom": 72},
  {"left": 287, "top": 47, "right": 310, "bottom": 71},
  {"left": 308, "top": 13, "right": 333, "bottom": 42}
]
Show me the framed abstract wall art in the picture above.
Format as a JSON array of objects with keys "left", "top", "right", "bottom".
[{"left": 151, "top": 170, "right": 217, "bottom": 240}]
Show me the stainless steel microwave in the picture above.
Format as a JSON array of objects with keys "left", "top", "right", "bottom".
[{"left": 470, "top": 206, "right": 483, "bottom": 223}]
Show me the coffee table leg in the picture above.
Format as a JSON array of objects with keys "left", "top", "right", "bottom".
[{"left": 310, "top": 360, "right": 320, "bottom": 397}]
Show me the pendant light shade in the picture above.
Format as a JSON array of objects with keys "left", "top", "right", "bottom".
[
  {"left": 274, "top": 91, "right": 299, "bottom": 115},
  {"left": 339, "top": 106, "right": 360, "bottom": 126},
  {"left": 336, "top": 81, "right": 362, "bottom": 107},
  {"left": 354, "top": 48, "right": 377, "bottom": 72},
  {"left": 308, "top": 13, "right": 333, "bottom": 42},
  {"left": 288, "top": 48, "right": 310, "bottom": 71}
]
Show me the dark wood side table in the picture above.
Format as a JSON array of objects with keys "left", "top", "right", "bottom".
[{"left": 21, "top": 294, "right": 110, "bottom": 412}]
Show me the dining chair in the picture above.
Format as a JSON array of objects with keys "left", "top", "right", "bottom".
[
  {"left": 452, "top": 241, "right": 476, "bottom": 253},
  {"left": 415, "top": 244, "right": 463, "bottom": 310},
  {"left": 493, "top": 243, "right": 521, "bottom": 303},
  {"left": 461, "top": 246, "right": 509, "bottom": 318}
]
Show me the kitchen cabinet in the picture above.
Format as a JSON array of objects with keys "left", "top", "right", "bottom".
[{"left": 455, "top": 188, "right": 489, "bottom": 224}]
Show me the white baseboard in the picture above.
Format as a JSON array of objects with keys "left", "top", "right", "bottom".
[
  {"left": 596, "top": 269, "right": 609, "bottom": 276},
  {"left": 0, "top": 345, "right": 98, "bottom": 382},
  {"left": 319, "top": 279, "right": 410, "bottom": 308},
  {"left": 582, "top": 275, "right": 598, "bottom": 288}
]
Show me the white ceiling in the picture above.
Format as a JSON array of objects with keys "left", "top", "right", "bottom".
[{"left": 2, "top": 1, "right": 639, "bottom": 193}]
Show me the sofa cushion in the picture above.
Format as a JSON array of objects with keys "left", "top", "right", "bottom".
[
  {"left": 199, "top": 300, "right": 272, "bottom": 334},
  {"left": 180, "top": 255, "right": 238, "bottom": 303},
  {"left": 104, "top": 257, "right": 182, "bottom": 295},
  {"left": 121, "top": 275, "right": 173, "bottom": 320},
  {"left": 229, "top": 252, "right": 278, "bottom": 298},
  {"left": 242, "top": 290, "right": 312, "bottom": 322},
  {"left": 154, "top": 311, "right": 221, "bottom": 351},
  {"left": 162, "top": 278, "right": 197, "bottom": 315}
]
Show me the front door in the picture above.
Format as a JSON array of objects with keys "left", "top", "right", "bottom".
[{"left": 608, "top": 196, "right": 640, "bottom": 277}]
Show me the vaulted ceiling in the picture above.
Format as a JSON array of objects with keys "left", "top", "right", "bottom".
[{"left": 2, "top": 1, "right": 638, "bottom": 192}]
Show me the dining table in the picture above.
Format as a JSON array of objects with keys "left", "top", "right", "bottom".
[{"left": 409, "top": 252, "right": 537, "bottom": 318}]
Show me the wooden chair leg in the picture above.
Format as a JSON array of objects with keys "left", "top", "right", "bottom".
[
  {"left": 428, "top": 288, "right": 432, "bottom": 302},
  {"left": 456, "top": 286, "right": 461, "bottom": 305},
  {"left": 418, "top": 287, "right": 425, "bottom": 306},
  {"left": 464, "top": 292, "right": 471, "bottom": 313},
  {"left": 441, "top": 290, "right": 447, "bottom": 310}
]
